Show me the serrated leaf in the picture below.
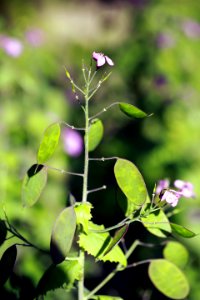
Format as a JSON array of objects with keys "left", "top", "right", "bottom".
[
  {"left": 141, "top": 209, "right": 171, "bottom": 238},
  {"left": 21, "top": 164, "right": 47, "bottom": 207},
  {"left": 36, "top": 260, "right": 81, "bottom": 297},
  {"left": 148, "top": 259, "right": 190, "bottom": 299},
  {"left": 50, "top": 206, "right": 76, "bottom": 264},
  {"left": 170, "top": 223, "right": 196, "bottom": 238},
  {"left": 37, "top": 123, "right": 60, "bottom": 164},
  {"left": 119, "top": 103, "right": 147, "bottom": 119},
  {"left": 74, "top": 202, "right": 93, "bottom": 233},
  {"left": 163, "top": 241, "right": 189, "bottom": 269},
  {"left": 114, "top": 159, "right": 147, "bottom": 209},
  {"left": 104, "top": 225, "right": 128, "bottom": 256},
  {"left": 0, "top": 245, "right": 17, "bottom": 286},
  {"left": 0, "top": 220, "right": 7, "bottom": 246},
  {"left": 88, "top": 119, "right": 104, "bottom": 151},
  {"left": 79, "top": 222, "right": 127, "bottom": 266}
]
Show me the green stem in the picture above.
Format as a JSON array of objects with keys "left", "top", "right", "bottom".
[
  {"left": 85, "top": 240, "right": 140, "bottom": 299},
  {"left": 78, "top": 78, "right": 90, "bottom": 300}
]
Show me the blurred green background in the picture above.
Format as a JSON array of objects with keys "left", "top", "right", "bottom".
[{"left": 1, "top": 0, "right": 200, "bottom": 299}]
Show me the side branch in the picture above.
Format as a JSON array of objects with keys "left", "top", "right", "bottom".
[
  {"left": 44, "top": 165, "right": 84, "bottom": 177},
  {"left": 89, "top": 102, "right": 120, "bottom": 121}
]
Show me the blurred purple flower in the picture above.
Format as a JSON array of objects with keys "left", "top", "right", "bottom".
[
  {"left": 154, "top": 75, "right": 167, "bottom": 87},
  {"left": 0, "top": 35, "right": 23, "bottom": 57},
  {"left": 25, "top": 28, "right": 44, "bottom": 47},
  {"left": 174, "top": 180, "right": 195, "bottom": 198},
  {"left": 182, "top": 20, "right": 200, "bottom": 39},
  {"left": 92, "top": 51, "right": 114, "bottom": 68},
  {"left": 156, "top": 179, "right": 169, "bottom": 195},
  {"left": 62, "top": 128, "right": 83, "bottom": 157},
  {"left": 160, "top": 189, "right": 181, "bottom": 207},
  {"left": 156, "top": 33, "right": 175, "bottom": 49}
]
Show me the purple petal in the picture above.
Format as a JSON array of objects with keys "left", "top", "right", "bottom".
[
  {"left": 105, "top": 55, "right": 114, "bottom": 66},
  {"left": 62, "top": 128, "right": 83, "bottom": 157}
]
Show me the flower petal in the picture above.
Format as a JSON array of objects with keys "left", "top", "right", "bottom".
[{"left": 105, "top": 55, "right": 114, "bottom": 66}]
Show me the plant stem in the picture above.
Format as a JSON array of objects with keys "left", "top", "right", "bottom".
[{"left": 78, "top": 76, "right": 90, "bottom": 300}]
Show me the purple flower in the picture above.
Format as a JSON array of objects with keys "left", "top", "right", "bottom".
[
  {"left": 0, "top": 35, "right": 23, "bottom": 57},
  {"left": 156, "top": 179, "right": 169, "bottom": 195},
  {"left": 182, "top": 20, "right": 200, "bottom": 39},
  {"left": 160, "top": 190, "right": 181, "bottom": 207},
  {"left": 156, "top": 33, "right": 175, "bottom": 49},
  {"left": 174, "top": 180, "right": 195, "bottom": 198},
  {"left": 25, "top": 28, "right": 44, "bottom": 47},
  {"left": 62, "top": 128, "right": 83, "bottom": 157},
  {"left": 92, "top": 52, "right": 114, "bottom": 68}
]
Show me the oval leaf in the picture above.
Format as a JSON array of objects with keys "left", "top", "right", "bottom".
[
  {"left": 50, "top": 206, "right": 76, "bottom": 264},
  {"left": 163, "top": 241, "right": 189, "bottom": 269},
  {"left": 141, "top": 208, "right": 171, "bottom": 238},
  {"left": 170, "top": 223, "right": 196, "bottom": 238},
  {"left": 0, "top": 245, "right": 17, "bottom": 286},
  {"left": 21, "top": 164, "right": 47, "bottom": 207},
  {"left": 119, "top": 102, "right": 147, "bottom": 119},
  {"left": 148, "top": 259, "right": 189, "bottom": 299},
  {"left": 88, "top": 119, "right": 104, "bottom": 151},
  {"left": 114, "top": 159, "right": 147, "bottom": 208},
  {"left": 37, "top": 122, "right": 60, "bottom": 164}
]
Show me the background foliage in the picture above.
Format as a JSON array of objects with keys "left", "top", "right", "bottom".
[{"left": 1, "top": 0, "right": 200, "bottom": 299}]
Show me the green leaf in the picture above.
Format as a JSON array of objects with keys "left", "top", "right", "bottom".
[
  {"left": 78, "top": 222, "right": 127, "bottom": 266},
  {"left": 21, "top": 164, "right": 47, "bottom": 207},
  {"left": 0, "top": 245, "right": 17, "bottom": 286},
  {"left": 114, "top": 159, "right": 147, "bottom": 209},
  {"left": 170, "top": 223, "right": 196, "bottom": 238},
  {"left": 36, "top": 260, "right": 81, "bottom": 296},
  {"left": 104, "top": 225, "right": 129, "bottom": 256},
  {"left": 37, "top": 122, "right": 60, "bottom": 164},
  {"left": 0, "top": 220, "right": 7, "bottom": 246},
  {"left": 163, "top": 241, "right": 189, "bottom": 269},
  {"left": 148, "top": 259, "right": 190, "bottom": 299},
  {"left": 88, "top": 119, "right": 104, "bottom": 151},
  {"left": 141, "top": 208, "right": 171, "bottom": 238},
  {"left": 50, "top": 206, "right": 77, "bottom": 264},
  {"left": 119, "top": 103, "right": 147, "bottom": 119},
  {"left": 74, "top": 202, "right": 93, "bottom": 233}
]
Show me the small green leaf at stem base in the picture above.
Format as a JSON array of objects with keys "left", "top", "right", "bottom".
[
  {"left": 21, "top": 164, "right": 47, "bottom": 207},
  {"left": 50, "top": 206, "right": 76, "bottom": 264},
  {"left": 148, "top": 259, "right": 190, "bottom": 299},
  {"left": 37, "top": 122, "right": 60, "bottom": 164},
  {"left": 103, "top": 225, "right": 129, "bottom": 256}
]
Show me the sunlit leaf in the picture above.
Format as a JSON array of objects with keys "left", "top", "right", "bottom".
[
  {"left": 148, "top": 259, "right": 189, "bottom": 299},
  {"left": 0, "top": 245, "right": 17, "bottom": 286},
  {"left": 170, "top": 223, "right": 196, "bottom": 238},
  {"left": 21, "top": 164, "right": 47, "bottom": 207},
  {"left": 0, "top": 220, "right": 7, "bottom": 246},
  {"left": 114, "top": 159, "right": 147, "bottom": 209},
  {"left": 88, "top": 119, "right": 104, "bottom": 151},
  {"left": 37, "top": 122, "right": 60, "bottom": 164},
  {"left": 74, "top": 202, "right": 93, "bottom": 233},
  {"left": 104, "top": 225, "right": 128, "bottom": 256},
  {"left": 119, "top": 102, "right": 148, "bottom": 119},
  {"left": 36, "top": 260, "right": 81, "bottom": 296},
  {"left": 50, "top": 206, "right": 76, "bottom": 264},
  {"left": 78, "top": 222, "right": 127, "bottom": 266},
  {"left": 163, "top": 241, "right": 189, "bottom": 269},
  {"left": 141, "top": 208, "right": 171, "bottom": 238}
]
